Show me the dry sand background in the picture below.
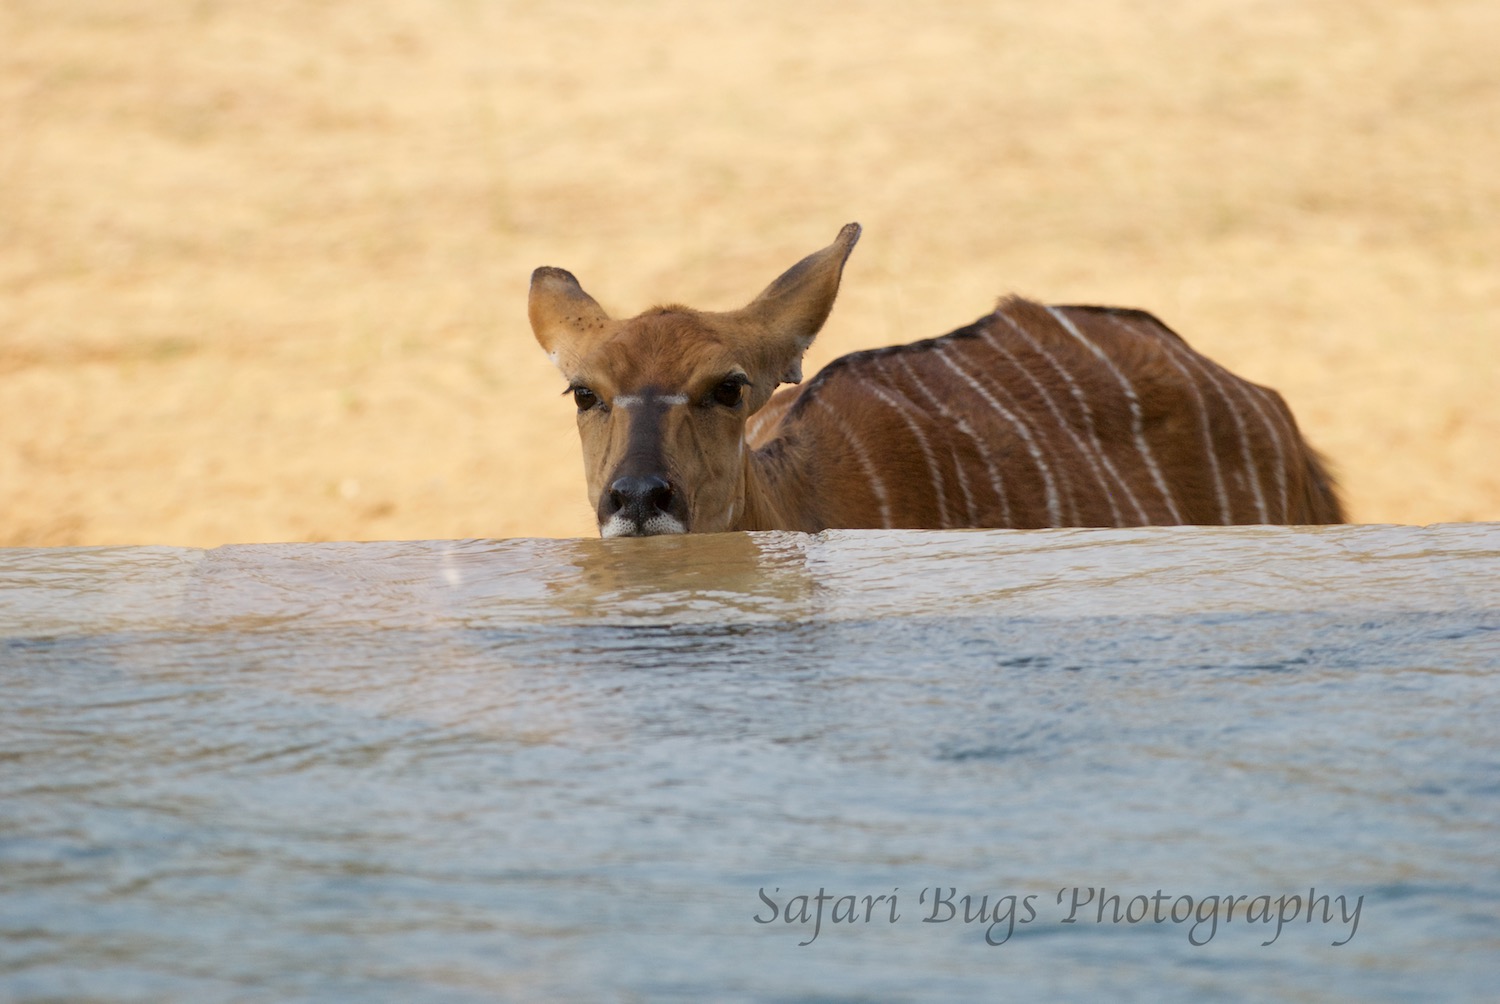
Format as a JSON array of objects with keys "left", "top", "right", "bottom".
[{"left": 2, "top": 0, "right": 1496, "bottom": 546}]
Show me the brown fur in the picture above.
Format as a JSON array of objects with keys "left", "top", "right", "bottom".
[{"left": 529, "top": 225, "right": 1343, "bottom": 536}]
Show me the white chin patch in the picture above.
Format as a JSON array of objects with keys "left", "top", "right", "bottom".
[{"left": 599, "top": 513, "right": 689, "bottom": 538}]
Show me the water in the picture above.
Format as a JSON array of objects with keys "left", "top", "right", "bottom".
[{"left": 2, "top": 525, "right": 1498, "bottom": 1002}]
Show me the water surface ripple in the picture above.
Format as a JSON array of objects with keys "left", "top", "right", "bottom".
[{"left": 2, "top": 525, "right": 1498, "bottom": 1001}]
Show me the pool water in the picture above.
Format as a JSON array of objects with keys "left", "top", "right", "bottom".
[{"left": 2, "top": 525, "right": 1498, "bottom": 1001}]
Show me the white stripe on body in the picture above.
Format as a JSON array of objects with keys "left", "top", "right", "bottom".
[
  {"left": 1147, "top": 333, "right": 1270, "bottom": 523},
  {"left": 1046, "top": 307, "right": 1184, "bottom": 524},
  {"left": 745, "top": 408, "right": 772, "bottom": 444},
  {"left": 934, "top": 343, "right": 1063, "bottom": 526},
  {"left": 891, "top": 355, "right": 987, "bottom": 526},
  {"left": 985, "top": 313, "right": 1132, "bottom": 525},
  {"left": 863, "top": 371, "right": 954, "bottom": 528},
  {"left": 809, "top": 396, "right": 893, "bottom": 529},
  {"left": 1238, "top": 384, "right": 1292, "bottom": 521},
  {"left": 996, "top": 306, "right": 1150, "bottom": 524},
  {"left": 951, "top": 341, "right": 1082, "bottom": 524},
  {"left": 1107, "top": 316, "right": 1232, "bottom": 525}
]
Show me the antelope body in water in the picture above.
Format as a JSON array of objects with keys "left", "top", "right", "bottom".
[{"left": 529, "top": 224, "right": 1343, "bottom": 537}]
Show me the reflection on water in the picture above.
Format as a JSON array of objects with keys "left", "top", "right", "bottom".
[{"left": 2, "top": 525, "right": 1498, "bottom": 1002}]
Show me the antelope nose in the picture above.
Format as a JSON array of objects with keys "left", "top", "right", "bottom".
[{"left": 608, "top": 474, "right": 674, "bottom": 523}]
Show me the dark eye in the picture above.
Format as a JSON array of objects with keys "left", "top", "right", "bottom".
[
  {"left": 572, "top": 386, "right": 599, "bottom": 411},
  {"left": 710, "top": 377, "right": 746, "bottom": 408}
]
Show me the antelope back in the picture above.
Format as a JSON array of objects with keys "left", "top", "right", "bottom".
[{"left": 756, "top": 296, "right": 1344, "bottom": 529}]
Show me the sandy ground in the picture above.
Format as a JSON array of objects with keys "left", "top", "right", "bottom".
[{"left": 2, "top": 0, "right": 1497, "bottom": 546}]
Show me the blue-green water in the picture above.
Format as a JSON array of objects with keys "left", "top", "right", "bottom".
[{"left": 2, "top": 526, "right": 1498, "bottom": 1001}]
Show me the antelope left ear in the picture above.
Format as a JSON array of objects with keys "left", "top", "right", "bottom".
[
  {"left": 528, "top": 266, "right": 613, "bottom": 376},
  {"left": 732, "top": 222, "right": 861, "bottom": 386}
]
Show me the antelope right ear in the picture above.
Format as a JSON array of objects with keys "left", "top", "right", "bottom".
[
  {"left": 528, "top": 266, "right": 613, "bottom": 375},
  {"left": 731, "top": 222, "right": 861, "bottom": 387}
]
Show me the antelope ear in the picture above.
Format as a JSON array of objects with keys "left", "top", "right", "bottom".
[
  {"left": 528, "top": 266, "right": 612, "bottom": 375},
  {"left": 732, "top": 222, "right": 861, "bottom": 385}
]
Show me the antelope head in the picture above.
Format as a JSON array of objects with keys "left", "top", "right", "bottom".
[{"left": 529, "top": 223, "right": 861, "bottom": 537}]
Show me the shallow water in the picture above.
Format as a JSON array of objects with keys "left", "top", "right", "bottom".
[{"left": 2, "top": 525, "right": 1498, "bottom": 1002}]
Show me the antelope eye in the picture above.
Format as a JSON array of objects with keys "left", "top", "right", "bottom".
[
  {"left": 710, "top": 377, "right": 746, "bottom": 408},
  {"left": 572, "top": 386, "right": 599, "bottom": 411}
]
